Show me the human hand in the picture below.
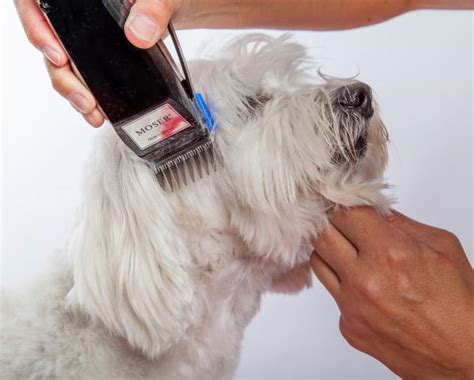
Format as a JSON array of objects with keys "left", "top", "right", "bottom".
[
  {"left": 311, "top": 207, "right": 474, "bottom": 379},
  {"left": 14, "top": 0, "right": 186, "bottom": 127}
]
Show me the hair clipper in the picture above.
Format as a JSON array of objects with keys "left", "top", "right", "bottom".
[{"left": 39, "top": 0, "right": 219, "bottom": 191}]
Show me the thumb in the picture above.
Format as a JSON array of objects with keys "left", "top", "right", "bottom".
[{"left": 124, "top": 0, "right": 181, "bottom": 49}]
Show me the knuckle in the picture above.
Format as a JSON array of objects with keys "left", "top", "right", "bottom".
[
  {"left": 394, "top": 272, "right": 412, "bottom": 292},
  {"left": 24, "top": 27, "right": 36, "bottom": 45},
  {"left": 384, "top": 245, "right": 408, "bottom": 266},
  {"left": 385, "top": 210, "right": 402, "bottom": 225},
  {"left": 339, "top": 318, "right": 364, "bottom": 350},
  {"left": 439, "top": 230, "right": 461, "bottom": 247},
  {"left": 49, "top": 74, "right": 63, "bottom": 93},
  {"left": 357, "top": 275, "right": 382, "bottom": 301},
  {"left": 51, "top": 81, "right": 62, "bottom": 94},
  {"left": 338, "top": 317, "right": 352, "bottom": 338},
  {"left": 24, "top": 20, "right": 43, "bottom": 47},
  {"left": 340, "top": 313, "right": 361, "bottom": 330}
]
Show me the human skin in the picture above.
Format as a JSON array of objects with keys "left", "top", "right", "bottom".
[
  {"left": 311, "top": 208, "right": 474, "bottom": 379},
  {"left": 13, "top": 0, "right": 474, "bottom": 127}
]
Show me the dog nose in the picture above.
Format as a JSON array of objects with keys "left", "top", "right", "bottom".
[{"left": 336, "top": 83, "right": 374, "bottom": 118}]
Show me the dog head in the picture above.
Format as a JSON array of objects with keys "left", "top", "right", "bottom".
[{"left": 193, "top": 34, "right": 390, "bottom": 265}]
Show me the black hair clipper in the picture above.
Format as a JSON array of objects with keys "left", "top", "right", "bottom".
[{"left": 39, "top": 0, "right": 219, "bottom": 191}]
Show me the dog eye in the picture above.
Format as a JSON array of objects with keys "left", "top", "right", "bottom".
[{"left": 243, "top": 93, "right": 271, "bottom": 119}]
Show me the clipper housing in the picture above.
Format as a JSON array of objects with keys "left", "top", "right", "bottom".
[{"left": 39, "top": 0, "right": 219, "bottom": 191}]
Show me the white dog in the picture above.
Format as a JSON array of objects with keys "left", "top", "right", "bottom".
[{"left": 1, "top": 34, "right": 390, "bottom": 379}]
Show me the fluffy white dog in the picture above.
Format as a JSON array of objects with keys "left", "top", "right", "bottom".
[{"left": 1, "top": 34, "right": 390, "bottom": 379}]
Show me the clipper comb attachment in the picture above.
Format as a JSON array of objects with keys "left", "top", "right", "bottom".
[
  {"left": 154, "top": 139, "right": 220, "bottom": 191},
  {"left": 39, "top": 0, "right": 220, "bottom": 191}
]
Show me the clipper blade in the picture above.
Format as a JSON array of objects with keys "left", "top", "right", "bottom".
[
  {"left": 39, "top": 0, "right": 221, "bottom": 193},
  {"left": 154, "top": 139, "right": 221, "bottom": 192}
]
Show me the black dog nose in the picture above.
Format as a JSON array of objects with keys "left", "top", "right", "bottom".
[{"left": 336, "top": 83, "right": 373, "bottom": 118}]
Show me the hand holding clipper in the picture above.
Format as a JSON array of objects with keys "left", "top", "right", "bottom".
[
  {"left": 39, "top": 0, "right": 218, "bottom": 191},
  {"left": 15, "top": 0, "right": 186, "bottom": 127}
]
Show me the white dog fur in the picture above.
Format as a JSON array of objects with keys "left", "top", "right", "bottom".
[{"left": 1, "top": 34, "right": 390, "bottom": 379}]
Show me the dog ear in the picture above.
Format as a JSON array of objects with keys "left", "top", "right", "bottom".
[{"left": 65, "top": 131, "right": 195, "bottom": 359}]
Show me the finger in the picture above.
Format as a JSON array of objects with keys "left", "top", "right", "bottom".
[
  {"left": 310, "top": 252, "right": 340, "bottom": 298},
  {"left": 311, "top": 223, "right": 358, "bottom": 277},
  {"left": 329, "top": 207, "right": 391, "bottom": 250},
  {"left": 83, "top": 109, "right": 106, "bottom": 128},
  {"left": 125, "top": 0, "right": 176, "bottom": 48},
  {"left": 14, "top": 0, "right": 68, "bottom": 66},
  {"left": 45, "top": 59, "right": 97, "bottom": 115}
]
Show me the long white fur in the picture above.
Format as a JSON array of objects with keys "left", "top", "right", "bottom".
[{"left": 0, "top": 34, "right": 390, "bottom": 380}]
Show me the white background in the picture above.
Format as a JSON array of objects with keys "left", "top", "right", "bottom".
[{"left": 1, "top": 2, "right": 472, "bottom": 379}]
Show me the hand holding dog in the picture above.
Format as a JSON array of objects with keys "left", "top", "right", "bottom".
[{"left": 311, "top": 207, "right": 474, "bottom": 379}]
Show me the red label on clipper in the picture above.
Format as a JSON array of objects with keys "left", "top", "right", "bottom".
[{"left": 122, "top": 104, "right": 191, "bottom": 150}]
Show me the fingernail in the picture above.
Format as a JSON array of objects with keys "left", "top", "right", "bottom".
[
  {"left": 126, "top": 14, "right": 161, "bottom": 42},
  {"left": 42, "top": 45, "right": 61, "bottom": 65},
  {"left": 68, "top": 93, "right": 91, "bottom": 114}
]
